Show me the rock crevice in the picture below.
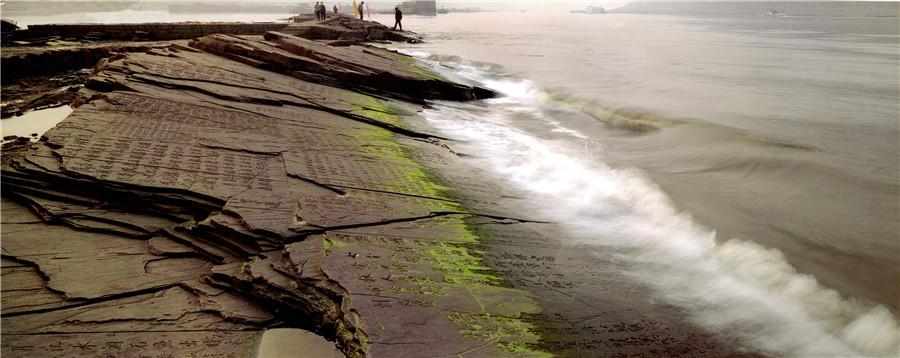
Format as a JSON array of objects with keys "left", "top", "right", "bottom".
[{"left": 2, "top": 25, "right": 543, "bottom": 358}]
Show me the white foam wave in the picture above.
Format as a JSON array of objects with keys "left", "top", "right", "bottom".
[
  {"left": 397, "top": 49, "right": 431, "bottom": 59},
  {"left": 416, "top": 56, "right": 900, "bottom": 357}
]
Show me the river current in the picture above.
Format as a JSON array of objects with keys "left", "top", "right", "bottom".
[{"left": 371, "top": 11, "right": 899, "bottom": 357}]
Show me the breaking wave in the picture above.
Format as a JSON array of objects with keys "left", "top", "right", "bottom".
[{"left": 403, "top": 49, "right": 900, "bottom": 357}]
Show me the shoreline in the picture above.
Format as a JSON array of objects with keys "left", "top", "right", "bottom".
[
  {"left": 2, "top": 16, "right": 759, "bottom": 357},
  {"left": 0, "top": 16, "right": 547, "bottom": 357}
]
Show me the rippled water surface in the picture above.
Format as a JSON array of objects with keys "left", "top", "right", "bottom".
[{"left": 371, "top": 11, "right": 899, "bottom": 357}]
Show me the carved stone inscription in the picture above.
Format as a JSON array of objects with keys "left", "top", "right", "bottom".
[
  {"left": 57, "top": 139, "right": 271, "bottom": 196},
  {"left": 0, "top": 331, "right": 258, "bottom": 358},
  {"left": 284, "top": 151, "right": 450, "bottom": 198}
]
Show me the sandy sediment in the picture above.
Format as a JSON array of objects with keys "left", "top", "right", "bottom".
[{"left": 1, "top": 16, "right": 754, "bottom": 358}]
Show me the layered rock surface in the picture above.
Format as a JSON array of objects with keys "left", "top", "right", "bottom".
[
  {"left": 1, "top": 17, "right": 422, "bottom": 117},
  {"left": 0, "top": 31, "right": 537, "bottom": 358},
  {"left": 2, "top": 22, "right": 755, "bottom": 358},
  {"left": 283, "top": 16, "right": 422, "bottom": 44},
  {"left": 1, "top": 41, "right": 186, "bottom": 118}
]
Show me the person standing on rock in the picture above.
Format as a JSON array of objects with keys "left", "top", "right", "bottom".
[
  {"left": 393, "top": 6, "right": 403, "bottom": 31},
  {"left": 314, "top": 2, "right": 321, "bottom": 21},
  {"left": 333, "top": 4, "right": 339, "bottom": 14},
  {"left": 358, "top": 1, "right": 365, "bottom": 20},
  {"left": 320, "top": 2, "right": 327, "bottom": 20}
]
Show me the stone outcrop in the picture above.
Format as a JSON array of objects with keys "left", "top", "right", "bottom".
[
  {"left": 5, "top": 23, "right": 289, "bottom": 44},
  {"left": 1, "top": 41, "right": 182, "bottom": 117},
  {"left": 1, "top": 30, "right": 538, "bottom": 358},
  {"left": 1, "top": 19, "right": 436, "bottom": 117},
  {"left": 188, "top": 32, "right": 492, "bottom": 102},
  {"left": 2, "top": 18, "right": 756, "bottom": 358},
  {"left": 283, "top": 16, "right": 422, "bottom": 44},
  {"left": 2, "top": 41, "right": 183, "bottom": 83}
]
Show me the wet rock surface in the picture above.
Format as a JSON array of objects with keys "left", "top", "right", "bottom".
[
  {"left": 189, "top": 32, "right": 490, "bottom": 102},
  {"left": 0, "top": 18, "right": 426, "bottom": 117},
  {"left": 1, "top": 22, "right": 753, "bottom": 358},
  {"left": 1, "top": 41, "right": 184, "bottom": 117},
  {"left": 285, "top": 15, "right": 422, "bottom": 44},
  {"left": 0, "top": 30, "right": 534, "bottom": 358}
]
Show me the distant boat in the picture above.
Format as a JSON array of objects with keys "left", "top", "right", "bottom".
[{"left": 571, "top": 5, "right": 606, "bottom": 14}]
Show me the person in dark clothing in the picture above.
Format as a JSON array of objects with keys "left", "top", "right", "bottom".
[
  {"left": 333, "top": 4, "right": 338, "bottom": 14},
  {"left": 358, "top": 1, "right": 365, "bottom": 20},
  {"left": 393, "top": 6, "right": 403, "bottom": 31},
  {"left": 314, "top": 2, "right": 320, "bottom": 21},
  {"left": 320, "top": 2, "right": 327, "bottom": 20}
]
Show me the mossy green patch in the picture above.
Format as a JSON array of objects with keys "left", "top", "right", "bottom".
[
  {"left": 353, "top": 108, "right": 402, "bottom": 126},
  {"left": 423, "top": 243, "right": 500, "bottom": 287},
  {"left": 345, "top": 98, "right": 548, "bottom": 356},
  {"left": 498, "top": 342, "right": 554, "bottom": 358},
  {"left": 350, "top": 93, "right": 404, "bottom": 127},
  {"left": 349, "top": 106, "right": 461, "bottom": 205},
  {"left": 389, "top": 285, "right": 444, "bottom": 295},
  {"left": 324, "top": 238, "right": 348, "bottom": 250},
  {"left": 397, "top": 54, "right": 446, "bottom": 81},
  {"left": 420, "top": 218, "right": 549, "bottom": 356},
  {"left": 398, "top": 276, "right": 439, "bottom": 285},
  {"left": 449, "top": 312, "right": 550, "bottom": 357}
]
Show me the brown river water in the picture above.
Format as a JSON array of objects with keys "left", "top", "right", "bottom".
[{"left": 375, "top": 10, "right": 899, "bottom": 357}]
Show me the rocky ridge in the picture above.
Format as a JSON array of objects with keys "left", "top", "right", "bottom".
[
  {"left": 0, "top": 26, "right": 555, "bottom": 358},
  {"left": 1, "top": 17, "right": 426, "bottom": 118},
  {"left": 2, "top": 17, "right": 759, "bottom": 358}
]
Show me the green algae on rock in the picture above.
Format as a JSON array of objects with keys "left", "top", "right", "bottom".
[{"left": 1, "top": 19, "right": 544, "bottom": 358}]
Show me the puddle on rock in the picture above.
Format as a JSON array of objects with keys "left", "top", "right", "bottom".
[
  {"left": 1, "top": 105, "right": 73, "bottom": 142},
  {"left": 254, "top": 328, "right": 344, "bottom": 358}
]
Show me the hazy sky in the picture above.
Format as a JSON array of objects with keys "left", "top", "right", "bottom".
[
  {"left": 10, "top": 0, "right": 896, "bottom": 2},
  {"left": 4, "top": 0, "right": 895, "bottom": 8}
]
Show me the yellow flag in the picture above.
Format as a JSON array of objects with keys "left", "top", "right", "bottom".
[{"left": 352, "top": 0, "right": 359, "bottom": 18}]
